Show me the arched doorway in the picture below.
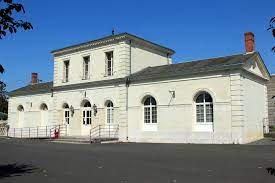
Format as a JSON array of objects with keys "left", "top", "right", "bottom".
[
  {"left": 40, "top": 103, "right": 48, "bottom": 126},
  {"left": 17, "top": 105, "right": 24, "bottom": 128},
  {"left": 81, "top": 99, "right": 92, "bottom": 135},
  {"left": 62, "top": 103, "right": 70, "bottom": 135},
  {"left": 105, "top": 100, "right": 114, "bottom": 124}
]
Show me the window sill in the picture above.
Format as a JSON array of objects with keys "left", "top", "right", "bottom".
[
  {"left": 143, "top": 123, "right": 157, "bottom": 131},
  {"left": 194, "top": 123, "right": 213, "bottom": 132}
]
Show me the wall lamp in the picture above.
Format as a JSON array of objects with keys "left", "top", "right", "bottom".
[
  {"left": 70, "top": 105, "right": 74, "bottom": 117},
  {"left": 93, "top": 104, "right": 98, "bottom": 116}
]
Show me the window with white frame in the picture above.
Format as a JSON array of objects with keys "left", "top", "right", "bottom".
[
  {"left": 63, "top": 60, "right": 70, "bottom": 82},
  {"left": 83, "top": 56, "right": 90, "bottom": 80},
  {"left": 144, "top": 96, "right": 157, "bottom": 124},
  {"left": 106, "top": 101, "right": 114, "bottom": 124},
  {"left": 63, "top": 103, "right": 70, "bottom": 125},
  {"left": 105, "top": 51, "right": 113, "bottom": 76},
  {"left": 195, "top": 92, "right": 213, "bottom": 123},
  {"left": 82, "top": 101, "right": 92, "bottom": 125}
]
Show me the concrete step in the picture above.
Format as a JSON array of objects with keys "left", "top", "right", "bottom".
[
  {"left": 91, "top": 137, "right": 119, "bottom": 144},
  {"left": 50, "top": 136, "right": 91, "bottom": 144}
]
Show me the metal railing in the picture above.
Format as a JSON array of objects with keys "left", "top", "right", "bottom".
[
  {"left": 5, "top": 124, "right": 67, "bottom": 139},
  {"left": 90, "top": 124, "right": 119, "bottom": 142},
  {"left": 0, "top": 127, "right": 7, "bottom": 136}
]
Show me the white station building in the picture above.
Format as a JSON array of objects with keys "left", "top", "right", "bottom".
[{"left": 8, "top": 32, "right": 270, "bottom": 144}]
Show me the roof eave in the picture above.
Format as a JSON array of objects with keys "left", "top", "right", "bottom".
[{"left": 51, "top": 33, "right": 175, "bottom": 57}]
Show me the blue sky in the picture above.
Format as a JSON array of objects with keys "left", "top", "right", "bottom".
[{"left": 0, "top": 0, "right": 274, "bottom": 91}]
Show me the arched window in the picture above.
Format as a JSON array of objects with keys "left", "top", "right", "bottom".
[
  {"left": 81, "top": 100, "right": 92, "bottom": 125},
  {"left": 40, "top": 103, "right": 48, "bottom": 111},
  {"left": 105, "top": 100, "right": 114, "bottom": 124},
  {"left": 17, "top": 105, "right": 24, "bottom": 112},
  {"left": 63, "top": 103, "right": 70, "bottom": 125},
  {"left": 40, "top": 103, "right": 48, "bottom": 126},
  {"left": 143, "top": 96, "right": 157, "bottom": 124},
  {"left": 195, "top": 92, "right": 213, "bottom": 123},
  {"left": 17, "top": 105, "right": 24, "bottom": 128}
]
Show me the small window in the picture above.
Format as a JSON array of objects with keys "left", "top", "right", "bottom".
[
  {"left": 105, "top": 51, "right": 113, "bottom": 76},
  {"left": 63, "top": 60, "right": 70, "bottom": 82},
  {"left": 83, "top": 56, "right": 90, "bottom": 80},
  {"left": 143, "top": 96, "right": 157, "bottom": 124}
]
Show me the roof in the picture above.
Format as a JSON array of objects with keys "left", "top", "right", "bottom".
[
  {"left": 9, "top": 52, "right": 266, "bottom": 97},
  {"left": 8, "top": 82, "right": 53, "bottom": 97},
  {"left": 129, "top": 52, "right": 257, "bottom": 82},
  {"left": 51, "top": 32, "right": 175, "bottom": 57}
]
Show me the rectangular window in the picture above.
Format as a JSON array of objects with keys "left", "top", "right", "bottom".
[
  {"left": 152, "top": 107, "right": 157, "bottom": 123},
  {"left": 87, "top": 110, "right": 92, "bottom": 125},
  {"left": 144, "top": 107, "right": 150, "bottom": 123},
  {"left": 65, "top": 110, "right": 70, "bottom": 124},
  {"left": 105, "top": 51, "right": 113, "bottom": 76},
  {"left": 196, "top": 104, "right": 204, "bottom": 123},
  {"left": 107, "top": 108, "right": 113, "bottom": 123},
  {"left": 206, "top": 104, "right": 213, "bottom": 122},
  {"left": 63, "top": 60, "right": 69, "bottom": 82},
  {"left": 83, "top": 56, "right": 90, "bottom": 80}
]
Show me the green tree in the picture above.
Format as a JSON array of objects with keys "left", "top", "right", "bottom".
[
  {"left": 0, "top": 0, "right": 33, "bottom": 113},
  {"left": 267, "top": 17, "right": 275, "bottom": 52}
]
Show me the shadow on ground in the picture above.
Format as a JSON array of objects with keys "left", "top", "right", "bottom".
[{"left": 0, "top": 163, "right": 37, "bottom": 179}]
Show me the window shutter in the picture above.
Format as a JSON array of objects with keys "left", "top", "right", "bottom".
[
  {"left": 111, "top": 56, "right": 113, "bottom": 76},
  {"left": 82, "top": 60, "right": 85, "bottom": 79},
  {"left": 105, "top": 56, "right": 108, "bottom": 76},
  {"left": 63, "top": 62, "right": 65, "bottom": 82}
]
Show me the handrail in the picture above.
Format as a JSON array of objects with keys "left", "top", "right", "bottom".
[
  {"left": 6, "top": 124, "right": 67, "bottom": 139},
  {"left": 90, "top": 124, "right": 119, "bottom": 142}
]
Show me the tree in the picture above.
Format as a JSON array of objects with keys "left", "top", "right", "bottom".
[
  {"left": 0, "top": 0, "right": 32, "bottom": 114},
  {"left": 0, "top": 0, "right": 33, "bottom": 39},
  {"left": 267, "top": 17, "right": 275, "bottom": 52},
  {"left": 0, "top": 0, "right": 33, "bottom": 77}
]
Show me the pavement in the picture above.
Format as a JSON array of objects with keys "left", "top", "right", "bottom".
[{"left": 0, "top": 138, "right": 275, "bottom": 183}]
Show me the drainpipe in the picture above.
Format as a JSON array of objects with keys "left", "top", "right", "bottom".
[{"left": 125, "top": 77, "right": 130, "bottom": 141}]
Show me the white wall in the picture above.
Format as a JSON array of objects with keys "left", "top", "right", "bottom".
[
  {"left": 53, "top": 41, "right": 127, "bottom": 87},
  {"left": 53, "top": 40, "right": 171, "bottom": 87},
  {"left": 127, "top": 73, "right": 234, "bottom": 143},
  {"left": 130, "top": 41, "right": 170, "bottom": 74},
  {"left": 8, "top": 93, "right": 53, "bottom": 128},
  {"left": 243, "top": 74, "right": 267, "bottom": 143},
  {"left": 52, "top": 86, "right": 120, "bottom": 136}
]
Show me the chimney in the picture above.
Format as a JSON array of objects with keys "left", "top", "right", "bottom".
[
  {"left": 31, "top": 73, "right": 38, "bottom": 84},
  {"left": 244, "top": 32, "right": 255, "bottom": 53}
]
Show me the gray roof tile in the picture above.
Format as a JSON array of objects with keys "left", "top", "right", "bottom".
[
  {"left": 8, "top": 82, "right": 53, "bottom": 97},
  {"left": 129, "top": 53, "right": 256, "bottom": 81}
]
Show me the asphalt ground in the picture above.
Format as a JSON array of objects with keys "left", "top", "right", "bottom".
[{"left": 0, "top": 138, "right": 275, "bottom": 183}]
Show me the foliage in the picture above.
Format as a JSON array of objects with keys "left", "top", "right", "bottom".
[
  {"left": 267, "top": 17, "right": 275, "bottom": 52},
  {"left": 0, "top": 79, "right": 7, "bottom": 114},
  {"left": 0, "top": 0, "right": 33, "bottom": 39},
  {"left": 267, "top": 167, "right": 275, "bottom": 176},
  {"left": 0, "top": 64, "right": 3, "bottom": 73}
]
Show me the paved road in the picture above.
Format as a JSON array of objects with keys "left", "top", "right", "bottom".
[{"left": 0, "top": 138, "right": 275, "bottom": 183}]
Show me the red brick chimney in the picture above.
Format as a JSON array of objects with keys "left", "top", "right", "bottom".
[
  {"left": 31, "top": 73, "right": 38, "bottom": 84},
  {"left": 244, "top": 32, "right": 255, "bottom": 53}
]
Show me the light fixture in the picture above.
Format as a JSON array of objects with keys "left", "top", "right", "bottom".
[
  {"left": 70, "top": 105, "right": 74, "bottom": 117},
  {"left": 93, "top": 104, "right": 97, "bottom": 116}
]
